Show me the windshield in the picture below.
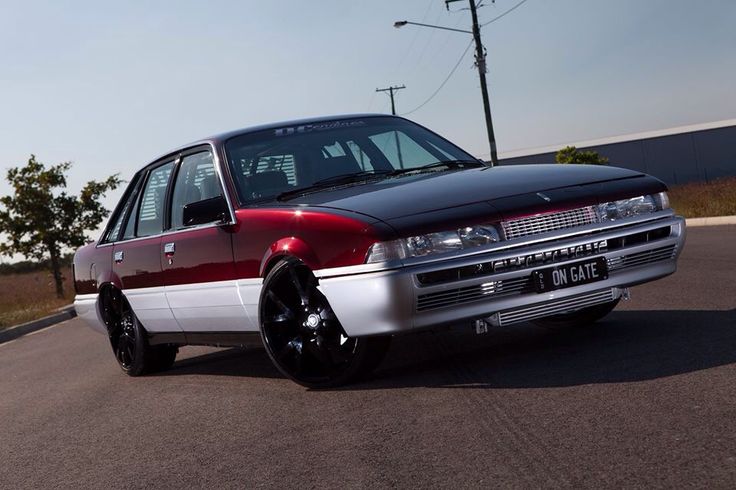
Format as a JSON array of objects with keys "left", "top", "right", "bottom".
[{"left": 223, "top": 116, "right": 479, "bottom": 205}]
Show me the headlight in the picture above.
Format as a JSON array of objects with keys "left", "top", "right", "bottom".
[
  {"left": 597, "top": 192, "right": 669, "bottom": 221},
  {"left": 366, "top": 224, "right": 501, "bottom": 263}
]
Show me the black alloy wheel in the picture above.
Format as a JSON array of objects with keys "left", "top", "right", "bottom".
[
  {"left": 259, "top": 259, "right": 390, "bottom": 388},
  {"left": 105, "top": 290, "right": 177, "bottom": 376},
  {"left": 115, "top": 301, "right": 138, "bottom": 370}
]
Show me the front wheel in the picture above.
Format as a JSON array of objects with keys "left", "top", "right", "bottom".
[
  {"left": 532, "top": 298, "right": 621, "bottom": 329},
  {"left": 259, "top": 259, "right": 390, "bottom": 388}
]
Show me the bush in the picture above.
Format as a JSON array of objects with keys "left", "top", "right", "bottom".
[{"left": 555, "top": 146, "right": 609, "bottom": 165}]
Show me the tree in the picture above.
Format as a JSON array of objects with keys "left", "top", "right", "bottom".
[
  {"left": 555, "top": 146, "right": 609, "bottom": 165},
  {"left": 0, "top": 155, "right": 121, "bottom": 298}
]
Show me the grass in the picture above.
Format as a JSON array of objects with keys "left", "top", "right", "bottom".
[
  {"left": 0, "top": 270, "right": 74, "bottom": 330},
  {"left": 668, "top": 177, "right": 736, "bottom": 219}
]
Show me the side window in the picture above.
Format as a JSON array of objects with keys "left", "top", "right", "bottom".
[
  {"left": 136, "top": 162, "right": 174, "bottom": 237},
  {"left": 170, "top": 151, "right": 222, "bottom": 229},
  {"left": 104, "top": 179, "right": 140, "bottom": 243}
]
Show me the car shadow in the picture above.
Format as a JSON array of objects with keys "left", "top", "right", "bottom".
[
  {"left": 160, "top": 346, "right": 282, "bottom": 379},
  {"left": 156, "top": 309, "right": 736, "bottom": 389},
  {"left": 356, "top": 309, "right": 736, "bottom": 390}
]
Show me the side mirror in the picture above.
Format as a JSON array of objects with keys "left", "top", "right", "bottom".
[{"left": 182, "top": 196, "right": 229, "bottom": 227}]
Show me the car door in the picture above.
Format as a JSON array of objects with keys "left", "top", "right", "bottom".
[
  {"left": 162, "top": 147, "right": 245, "bottom": 332},
  {"left": 113, "top": 160, "right": 181, "bottom": 333}
]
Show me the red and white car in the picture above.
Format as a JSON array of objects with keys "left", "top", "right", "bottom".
[{"left": 74, "top": 115, "right": 685, "bottom": 387}]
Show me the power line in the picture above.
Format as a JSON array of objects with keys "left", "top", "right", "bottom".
[
  {"left": 481, "top": 0, "right": 529, "bottom": 26},
  {"left": 400, "top": 40, "right": 473, "bottom": 117},
  {"left": 391, "top": 0, "right": 435, "bottom": 77},
  {"left": 398, "top": 1, "right": 530, "bottom": 117},
  {"left": 399, "top": 0, "right": 530, "bottom": 163}
]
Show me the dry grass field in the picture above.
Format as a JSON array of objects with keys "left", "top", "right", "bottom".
[
  {"left": 0, "top": 270, "right": 73, "bottom": 330},
  {"left": 669, "top": 177, "right": 736, "bottom": 218}
]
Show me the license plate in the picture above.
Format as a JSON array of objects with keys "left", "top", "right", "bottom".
[{"left": 532, "top": 257, "right": 608, "bottom": 293}]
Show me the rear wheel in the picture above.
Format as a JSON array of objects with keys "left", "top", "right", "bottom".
[
  {"left": 259, "top": 259, "right": 390, "bottom": 388},
  {"left": 105, "top": 290, "right": 177, "bottom": 376},
  {"left": 532, "top": 298, "right": 621, "bottom": 329}
]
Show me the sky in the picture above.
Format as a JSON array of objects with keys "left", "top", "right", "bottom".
[{"left": 1, "top": 0, "right": 735, "bottom": 247}]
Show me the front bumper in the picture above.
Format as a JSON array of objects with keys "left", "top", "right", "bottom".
[{"left": 317, "top": 213, "right": 685, "bottom": 337}]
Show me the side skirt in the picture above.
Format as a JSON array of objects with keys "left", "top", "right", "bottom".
[{"left": 148, "top": 331, "right": 263, "bottom": 349}]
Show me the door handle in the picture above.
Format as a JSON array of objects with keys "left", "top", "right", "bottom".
[
  {"left": 114, "top": 251, "right": 124, "bottom": 263},
  {"left": 164, "top": 242, "right": 176, "bottom": 256}
]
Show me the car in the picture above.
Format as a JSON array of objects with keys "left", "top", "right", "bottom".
[{"left": 73, "top": 114, "right": 686, "bottom": 387}]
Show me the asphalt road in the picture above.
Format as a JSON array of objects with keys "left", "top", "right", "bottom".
[{"left": 2, "top": 226, "right": 735, "bottom": 489}]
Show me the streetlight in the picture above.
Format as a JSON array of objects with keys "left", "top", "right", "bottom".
[
  {"left": 394, "top": 2, "right": 498, "bottom": 166},
  {"left": 394, "top": 20, "right": 471, "bottom": 34}
]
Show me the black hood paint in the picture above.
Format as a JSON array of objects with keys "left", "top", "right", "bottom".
[
  {"left": 265, "top": 164, "right": 668, "bottom": 237},
  {"left": 292, "top": 164, "right": 642, "bottom": 218}
]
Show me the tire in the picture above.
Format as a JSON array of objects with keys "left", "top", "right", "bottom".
[
  {"left": 150, "top": 345, "right": 178, "bottom": 372},
  {"left": 107, "top": 292, "right": 177, "bottom": 376},
  {"left": 259, "top": 258, "right": 391, "bottom": 388},
  {"left": 532, "top": 298, "right": 621, "bottom": 329}
]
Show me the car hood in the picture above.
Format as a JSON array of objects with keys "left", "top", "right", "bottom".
[{"left": 274, "top": 164, "right": 667, "bottom": 237}]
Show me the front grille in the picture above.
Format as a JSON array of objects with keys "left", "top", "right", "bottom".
[
  {"left": 607, "top": 245, "right": 677, "bottom": 271},
  {"left": 501, "top": 206, "right": 599, "bottom": 239},
  {"left": 497, "top": 289, "right": 615, "bottom": 326},
  {"left": 415, "top": 244, "right": 676, "bottom": 312},
  {"left": 416, "top": 276, "right": 534, "bottom": 312}
]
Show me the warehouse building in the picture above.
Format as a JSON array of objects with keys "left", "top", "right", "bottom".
[{"left": 498, "top": 119, "right": 736, "bottom": 185}]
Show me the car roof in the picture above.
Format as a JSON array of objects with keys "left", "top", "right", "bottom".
[{"left": 207, "top": 113, "right": 393, "bottom": 143}]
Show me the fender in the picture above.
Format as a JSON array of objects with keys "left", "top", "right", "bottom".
[
  {"left": 96, "top": 268, "right": 123, "bottom": 293},
  {"left": 260, "top": 237, "right": 320, "bottom": 276}
]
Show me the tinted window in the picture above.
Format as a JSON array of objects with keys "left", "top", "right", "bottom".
[
  {"left": 170, "top": 151, "right": 221, "bottom": 229},
  {"left": 369, "top": 131, "right": 438, "bottom": 169},
  {"left": 345, "top": 140, "right": 374, "bottom": 171},
  {"left": 136, "top": 162, "right": 174, "bottom": 237},
  {"left": 224, "top": 117, "right": 476, "bottom": 205},
  {"left": 103, "top": 177, "right": 141, "bottom": 243}
]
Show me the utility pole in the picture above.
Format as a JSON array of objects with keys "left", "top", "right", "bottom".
[
  {"left": 375, "top": 84, "right": 407, "bottom": 168},
  {"left": 445, "top": 0, "right": 498, "bottom": 166},
  {"left": 375, "top": 85, "right": 406, "bottom": 115}
]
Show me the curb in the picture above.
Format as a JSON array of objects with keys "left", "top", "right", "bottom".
[
  {"left": 0, "top": 305, "right": 77, "bottom": 345},
  {"left": 685, "top": 215, "right": 736, "bottom": 227}
]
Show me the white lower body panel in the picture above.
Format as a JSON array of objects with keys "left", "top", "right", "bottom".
[
  {"left": 74, "top": 279, "right": 264, "bottom": 335},
  {"left": 74, "top": 293, "right": 106, "bottom": 334},
  {"left": 125, "top": 286, "right": 180, "bottom": 332},
  {"left": 165, "top": 280, "right": 259, "bottom": 332}
]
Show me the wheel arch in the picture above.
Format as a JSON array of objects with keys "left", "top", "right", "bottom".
[
  {"left": 96, "top": 282, "right": 124, "bottom": 333},
  {"left": 260, "top": 237, "right": 320, "bottom": 278}
]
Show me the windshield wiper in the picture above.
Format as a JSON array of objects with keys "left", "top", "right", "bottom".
[
  {"left": 389, "top": 159, "right": 486, "bottom": 176},
  {"left": 275, "top": 160, "right": 484, "bottom": 202},
  {"left": 276, "top": 170, "right": 392, "bottom": 201},
  {"left": 311, "top": 169, "right": 394, "bottom": 186}
]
